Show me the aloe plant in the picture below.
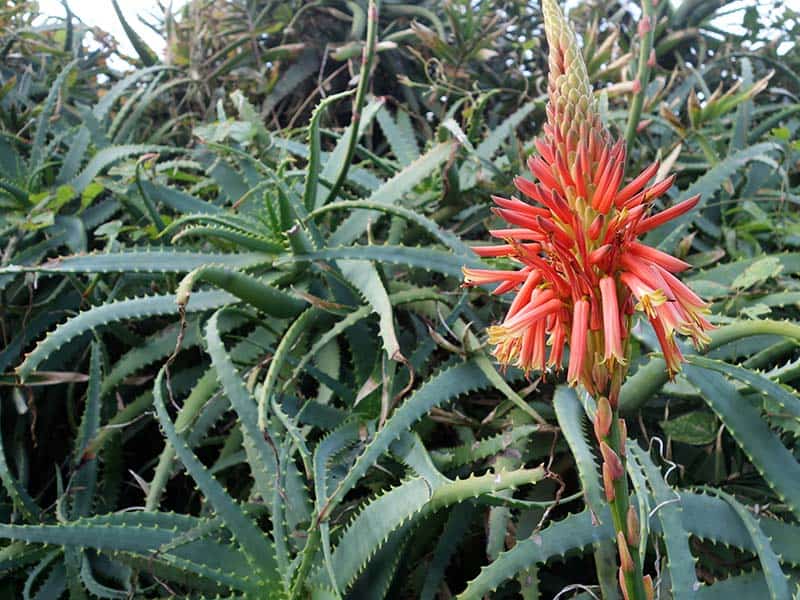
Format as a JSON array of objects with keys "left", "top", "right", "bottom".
[{"left": 0, "top": 0, "right": 798, "bottom": 597}]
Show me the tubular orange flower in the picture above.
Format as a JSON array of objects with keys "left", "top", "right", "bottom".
[{"left": 462, "top": 0, "right": 713, "bottom": 404}]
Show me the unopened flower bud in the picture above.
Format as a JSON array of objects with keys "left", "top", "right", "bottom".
[
  {"left": 603, "top": 463, "right": 616, "bottom": 501},
  {"left": 638, "top": 16, "right": 652, "bottom": 37},
  {"left": 588, "top": 214, "right": 604, "bottom": 240},
  {"left": 626, "top": 506, "right": 640, "bottom": 547},
  {"left": 632, "top": 79, "right": 642, "bottom": 94},
  {"left": 594, "top": 396, "right": 612, "bottom": 441},
  {"left": 589, "top": 244, "right": 612, "bottom": 265},
  {"left": 647, "top": 48, "right": 657, "bottom": 68},
  {"left": 643, "top": 574, "right": 655, "bottom": 600},
  {"left": 619, "top": 569, "right": 631, "bottom": 600},
  {"left": 617, "top": 531, "right": 635, "bottom": 573},
  {"left": 618, "top": 418, "right": 628, "bottom": 456},
  {"left": 600, "top": 441, "right": 624, "bottom": 479}
]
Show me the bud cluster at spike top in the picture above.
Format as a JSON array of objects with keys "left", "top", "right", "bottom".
[{"left": 462, "top": 0, "right": 713, "bottom": 404}]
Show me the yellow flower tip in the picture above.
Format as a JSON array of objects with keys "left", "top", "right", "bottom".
[
  {"left": 665, "top": 361, "right": 683, "bottom": 381},
  {"left": 600, "top": 353, "right": 628, "bottom": 368},
  {"left": 461, "top": 266, "right": 473, "bottom": 285},
  {"left": 461, "top": 266, "right": 479, "bottom": 285},
  {"left": 690, "top": 328, "right": 712, "bottom": 349},
  {"left": 462, "top": 267, "right": 506, "bottom": 286},
  {"left": 490, "top": 339, "right": 515, "bottom": 370},
  {"left": 487, "top": 325, "right": 512, "bottom": 346},
  {"left": 634, "top": 288, "right": 667, "bottom": 318}
]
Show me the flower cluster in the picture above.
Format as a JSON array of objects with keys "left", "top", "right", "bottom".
[{"left": 463, "top": 0, "right": 713, "bottom": 404}]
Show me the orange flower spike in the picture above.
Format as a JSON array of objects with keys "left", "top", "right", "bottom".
[{"left": 461, "top": 0, "right": 713, "bottom": 387}]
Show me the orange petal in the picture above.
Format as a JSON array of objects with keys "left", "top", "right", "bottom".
[
  {"left": 629, "top": 241, "right": 691, "bottom": 272},
  {"left": 636, "top": 194, "right": 700, "bottom": 234},
  {"left": 600, "top": 277, "right": 625, "bottom": 364},
  {"left": 615, "top": 160, "right": 659, "bottom": 207},
  {"left": 567, "top": 298, "right": 590, "bottom": 385}
]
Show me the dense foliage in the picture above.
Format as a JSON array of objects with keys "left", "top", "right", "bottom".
[{"left": 1, "top": 0, "right": 799, "bottom": 597}]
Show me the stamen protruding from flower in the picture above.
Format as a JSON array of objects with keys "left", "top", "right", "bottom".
[
  {"left": 620, "top": 272, "right": 666, "bottom": 318},
  {"left": 650, "top": 314, "right": 684, "bottom": 375}
]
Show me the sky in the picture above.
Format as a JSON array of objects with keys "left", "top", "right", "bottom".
[
  {"left": 37, "top": 0, "right": 187, "bottom": 60},
  {"left": 36, "top": 0, "right": 800, "bottom": 64}
]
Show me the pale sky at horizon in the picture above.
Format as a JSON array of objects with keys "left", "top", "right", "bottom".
[
  {"left": 36, "top": 0, "right": 800, "bottom": 66},
  {"left": 37, "top": 0, "right": 187, "bottom": 62}
]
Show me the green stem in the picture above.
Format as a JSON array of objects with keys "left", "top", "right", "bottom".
[
  {"left": 624, "top": 0, "right": 655, "bottom": 147},
  {"left": 603, "top": 405, "right": 647, "bottom": 600},
  {"left": 289, "top": 525, "right": 321, "bottom": 600},
  {"left": 323, "top": 0, "right": 379, "bottom": 205}
]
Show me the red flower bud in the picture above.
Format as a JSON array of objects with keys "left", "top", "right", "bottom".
[
  {"left": 643, "top": 575, "right": 655, "bottom": 600},
  {"left": 588, "top": 214, "right": 604, "bottom": 240},
  {"left": 638, "top": 16, "right": 652, "bottom": 37},
  {"left": 617, "top": 531, "right": 635, "bottom": 573},
  {"left": 626, "top": 505, "right": 640, "bottom": 547},
  {"left": 600, "top": 441, "right": 624, "bottom": 480},
  {"left": 619, "top": 569, "right": 631, "bottom": 600},
  {"left": 594, "top": 396, "right": 612, "bottom": 440},
  {"left": 603, "top": 463, "right": 616, "bottom": 501}
]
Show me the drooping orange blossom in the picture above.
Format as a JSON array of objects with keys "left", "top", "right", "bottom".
[{"left": 462, "top": 0, "right": 713, "bottom": 407}]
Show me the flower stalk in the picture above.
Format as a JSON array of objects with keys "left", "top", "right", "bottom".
[
  {"left": 596, "top": 392, "right": 650, "bottom": 600},
  {"left": 323, "top": 0, "right": 379, "bottom": 205},
  {"left": 624, "top": 0, "right": 656, "bottom": 146}
]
